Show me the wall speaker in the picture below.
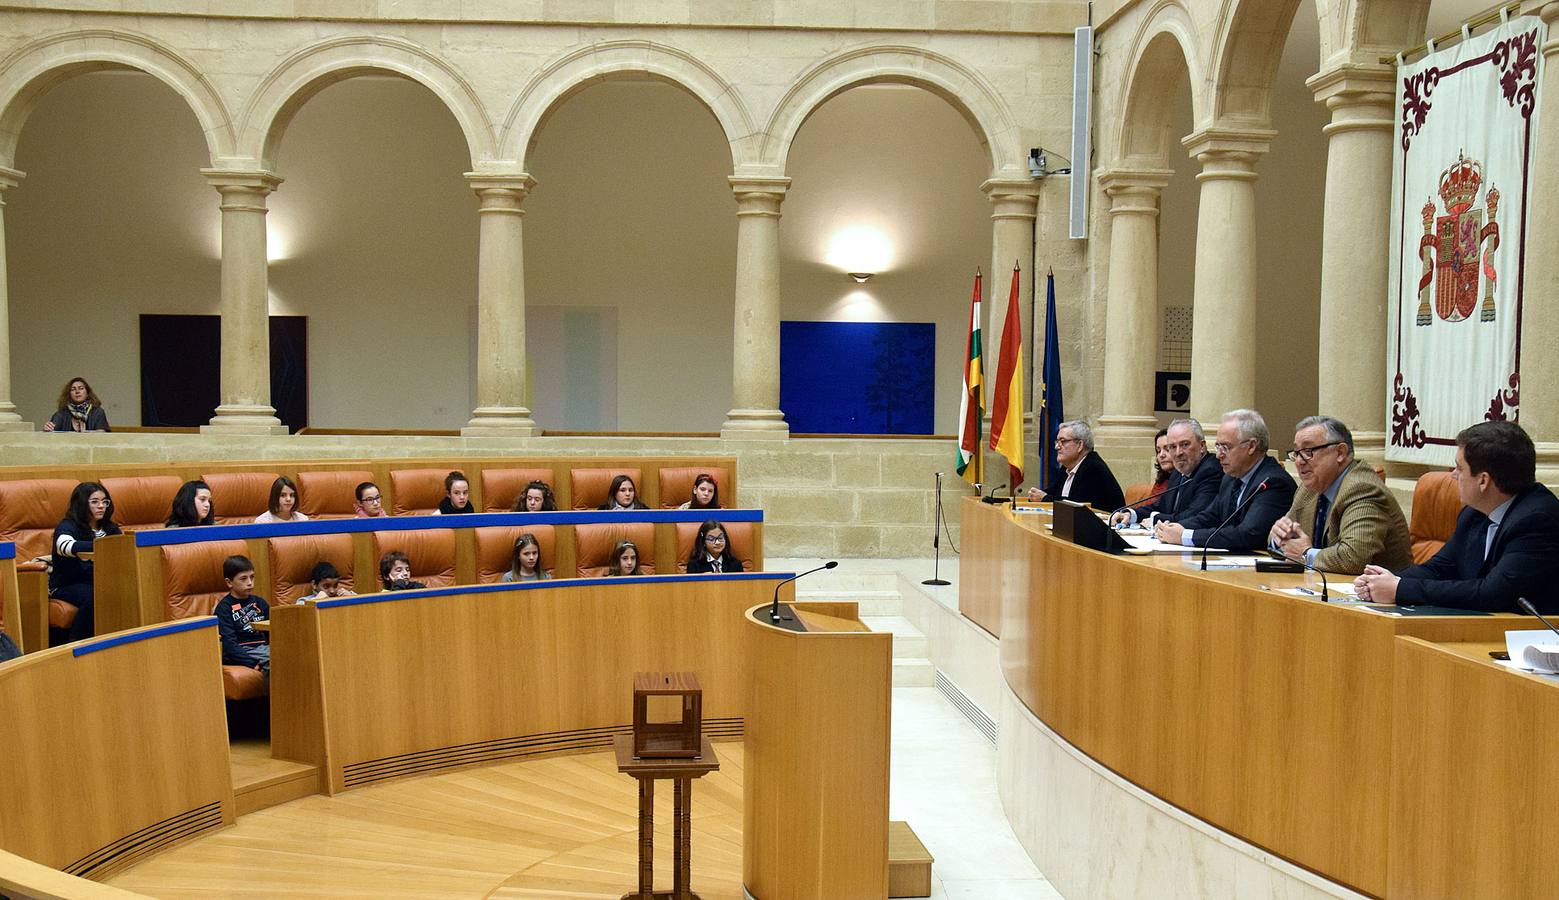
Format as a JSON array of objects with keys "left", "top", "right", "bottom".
[{"left": 1069, "top": 25, "right": 1093, "bottom": 240}]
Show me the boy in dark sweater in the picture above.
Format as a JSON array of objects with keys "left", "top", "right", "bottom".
[{"left": 215, "top": 555, "right": 270, "bottom": 678}]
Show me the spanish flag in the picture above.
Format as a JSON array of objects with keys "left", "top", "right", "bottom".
[
  {"left": 956, "top": 270, "right": 984, "bottom": 485},
  {"left": 988, "top": 263, "right": 1024, "bottom": 491}
]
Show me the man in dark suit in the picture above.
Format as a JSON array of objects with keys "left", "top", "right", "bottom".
[
  {"left": 1111, "top": 417, "right": 1221, "bottom": 525},
  {"left": 1156, "top": 409, "right": 1295, "bottom": 551},
  {"left": 1026, "top": 420, "right": 1125, "bottom": 511},
  {"left": 1356, "top": 420, "right": 1559, "bottom": 613}
]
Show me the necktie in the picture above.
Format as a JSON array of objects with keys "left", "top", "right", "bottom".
[
  {"left": 1312, "top": 495, "right": 1331, "bottom": 550},
  {"left": 712, "top": 558, "right": 722, "bottom": 574},
  {"left": 1484, "top": 519, "right": 1499, "bottom": 560}
]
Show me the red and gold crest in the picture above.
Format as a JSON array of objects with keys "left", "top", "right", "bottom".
[{"left": 1415, "top": 151, "right": 1500, "bottom": 325}]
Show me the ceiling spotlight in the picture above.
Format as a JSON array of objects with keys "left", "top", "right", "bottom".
[{"left": 848, "top": 272, "right": 873, "bottom": 283}]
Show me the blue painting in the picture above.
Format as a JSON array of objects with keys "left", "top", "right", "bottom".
[{"left": 780, "top": 321, "right": 935, "bottom": 434}]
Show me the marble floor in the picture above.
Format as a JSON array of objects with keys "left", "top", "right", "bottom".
[{"left": 891, "top": 685, "right": 1062, "bottom": 900}]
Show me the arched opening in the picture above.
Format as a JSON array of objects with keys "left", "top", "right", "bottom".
[
  {"left": 523, "top": 78, "right": 735, "bottom": 431},
  {"left": 266, "top": 75, "right": 476, "bottom": 428},
  {"left": 782, "top": 84, "right": 990, "bottom": 435},
  {"left": 9, "top": 70, "right": 215, "bottom": 426}
]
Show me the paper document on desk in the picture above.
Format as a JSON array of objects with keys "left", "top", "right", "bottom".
[
  {"left": 1119, "top": 533, "right": 1227, "bottom": 554},
  {"left": 1506, "top": 630, "right": 1559, "bottom": 674},
  {"left": 1183, "top": 556, "right": 1264, "bottom": 569},
  {"left": 1276, "top": 582, "right": 1359, "bottom": 599},
  {"left": 1494, "top": 655, "right": 1559, "bottom": 684}
]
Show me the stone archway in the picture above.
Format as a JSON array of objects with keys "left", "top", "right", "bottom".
[{"left": 1116, "top": 2, "right": 1208, "bottom": 166}]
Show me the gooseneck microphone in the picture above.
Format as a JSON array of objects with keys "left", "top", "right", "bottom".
[
  {"left": 1109, "top": 478, "right": 1190, "bottom": 525},
  {"left": 1200, "top": 480, "right": 1269, "bottom": 571},
  {"left": 1282, "top": 552, "right": 1332, "bottom": 602},
  {"left": 770, "top": 560, "right": 839, "bottom": 624},
  {"left": 1517, "top": 597, "right": 1559, "bottom": 637}
]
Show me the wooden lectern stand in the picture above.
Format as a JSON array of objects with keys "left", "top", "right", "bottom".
[{"left": 743, "top": 600, "right": 893, "bottom": 899}]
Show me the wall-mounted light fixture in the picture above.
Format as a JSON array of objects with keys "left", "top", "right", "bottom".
[
  {"left": 826, "top": 226, "right": 893, "bottom": 277},
  {"left": 848, "top": 272, "right": 873, "bottom": 283}
]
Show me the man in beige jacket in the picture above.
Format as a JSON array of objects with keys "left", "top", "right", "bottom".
[{"left": 1268, "top": 416, "right": 1413, "bottom": 575}]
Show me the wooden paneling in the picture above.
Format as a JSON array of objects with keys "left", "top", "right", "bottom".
[
  {"left": 0, "top": 620, "right": 233, "bottom": 880},
  {"left": 984, "top": 507, "right": 1521, "bottom": 898},
  {"left": 744, "top": 600, "right": 892, "bottom": 900},
  {"left": 1389, "top": 638, "right": 1559, "bottom": 899},
  {"left": 957, "top": 497, "right": 1004, "bottom": 637},
  {"left": 287, "top": 577, "right": 782, "bottom": 794}
]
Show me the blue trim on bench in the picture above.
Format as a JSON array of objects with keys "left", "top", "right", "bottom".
[
  {"left": 72, "top": 617, "right": 216, "bottom": 657},
  {"left": 0, "top": 542, "right": 13, "bottom": 560},
  {"left": 315, "top": 571, "right": 793, "bottom": 610},
  {"left": 133, "top": 508, "right": 765, "bottom": 547}
]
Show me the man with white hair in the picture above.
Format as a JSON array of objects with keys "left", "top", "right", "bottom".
[
  {"left": 1026, "top": 420, "right": 1125, "bottom": 511},
  {"left": 1268, "top": 415, "right": 1412, "bottom": 574},
  {"left": 1111, "top": 417, "right": 1222, "bottom": 525},
  {"left": 1156, "top": 409, "right": 1294, "bottom": 551}
]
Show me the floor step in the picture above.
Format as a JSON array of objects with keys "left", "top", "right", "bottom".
[
  {"left": 798, "top": 589, "right": 904, "bottom": 616},
  {"left": 888, "top": 820, "right": 934, "bottom": 898},
  {"left": 893, "top": 658, "right": 934, "bottom": 687},
  {"left": 860, "top": 615, "right": 928, "bottom": 659}
]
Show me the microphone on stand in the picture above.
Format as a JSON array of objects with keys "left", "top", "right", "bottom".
[
  {"left": 924, "top": 473, "right": 951, "bottom": 586},
  {"left": 1260, "top": 551, "right": 1332, "bottom": 602},
  {"left": 769, "top": 560, "right": 839, "bottom": 629},
  {"left": 1200, "top": 480, "right": 1270, "bottom": 571}
]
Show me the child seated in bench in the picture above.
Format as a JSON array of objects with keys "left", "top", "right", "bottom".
[
  {"left": 215, "top": 555, "right": 270, "bottom": 678},
  {"left": 380, "top": 551, "right": 427, "bottom": 591},
  {"left": 301, "top": 561, "right": 355, "bottom": 601}
]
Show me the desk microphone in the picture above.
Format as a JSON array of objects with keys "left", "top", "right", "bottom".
[
  {"left": 770, "top": 560, "right": 839, "bottom": 624},
  {"left": 1517, "top": 597, "right": 1559, "bottom": 637},
  {"left": 1200, "top": 480, "right": 1269, "bottom": 571},
  {"left": 1267, "top": 552, "right": 1331, "bottom": 602},
  {"left": 1109, "top": 478, "right": 1190, "bottom": 525}
]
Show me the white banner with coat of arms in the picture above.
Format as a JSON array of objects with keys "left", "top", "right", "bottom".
[{"left": 1388, "top": 15, "right": 1545, "bottom": 465}]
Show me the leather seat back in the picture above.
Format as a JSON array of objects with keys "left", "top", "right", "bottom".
[
  {"left": 481, "top": 468, "right": 556, "bottom": 512},
  {"left": 674, "top": 521, "right": 756, "bottom": 573},
  {"left": 267, "top": 533, "right": 355, "bottom": 604},
  {"left": 297, "top": 470, "right": 375, "bottom": 519},
  {"left": 575, "top": 522, "right": 655, "bottom": 577},
  {"left": 1122, "top": 482, "right": 1156, "bottom": 507},
  {"left": 371, "top": 529, "right": 456, "bottom": 589},
  {"left": 657, "top": 465, "right": 733, "bottom": 509},
  {"left": 0, "top": 478, "right": 76, "bottom": 560},
  {"left": 160, "top": 539, "right": 250, "bottom": 621},
  {"left": 203, "top": 472, "right": 280, "bottom": 524},
  {"left": 99, "top": 475, "right": 183, "bottom": 531},
  {"left": 571, "top": 467, "right": 643, "bottom": 510},
  {"left": 390, "top": 468, "right": 456, "bottom": 516},
  {"left": 474, "top": 525, "right": 558, "bottom": 583},
  {"left": 1409, "top": 471, "right": 1462, "bottom": 564}
]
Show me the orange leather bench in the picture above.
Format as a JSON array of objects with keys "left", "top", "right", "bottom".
[
  {"left": 480, "top": 468, "right": 556, "bottom": 512},
  {"left": 267, "top": 533, "right": 355, "bottom": 604},
  {"left": 1408, "top": 471, "right": 1461, "bottom": 564},
  {"left": 575, "top": 522, "right": 656, "bottom": 576},
  {"left": 389, "top": 468, "right": 462, "bottom": 516},
  {"left": 657, "top": 465, "right": 732, "bottom": 509},
  {"left": 99, "top": 475, "right": 181, "bottom": 531},
  {"left": 297, "top": 470, "right": 376, "bottom": 520},
  {"left": 474, "top": 524, "right": 559, "bottom": 583},
  {"left": 160, "top": 539, "right": 267, "bottom": 701},
  {"left": 571, "top": 467, "right": 645, "bottom": 510},
  {"left": 674, "top": 520, "right": 757, "bottom": 573},
  {"left": 203, "top": 472, "right": 280, "bottom": 525},
  {"left": 371, "top": 529, "right": 456, "bottom": 589}
]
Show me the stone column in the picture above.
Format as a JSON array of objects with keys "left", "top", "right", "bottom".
[
  {"left": 0, "top": 166, "right": 31, "bottom": 431},
  {"left": 1094, "top": 168, "right": 1173, "bottom": 460},
  {"left": 1182, "top": 129, "right": 1273, "bottom": 423},
  {"left": 723, "top": 177, "right": 791, "bottom": 439},
  {"left": 1308, "top": 65, "right": 1395, "bottom": 463},
  {"left": 200, "top": 169, "right": 286, "bottom": 433},
  {"left": 1524, "top": 2, "right": 1559, "bottom": 483},
  {"left": 463, "top": 174, "right": 540, "bottom": 436},
  {"left": 981, "top": 179, "right": 1040, "bottom": 421}
]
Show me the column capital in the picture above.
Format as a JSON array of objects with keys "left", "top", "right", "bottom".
[
  {"left": 1541, "top": 1, "right": 1559, "bottom": 26},
  {"left": 0, "top": 165, "right": 22, "bottom": 194},
  {"left": 730, "top": 176, "right": 789, "bottom": 218},
  {"left": 466, "top": 172, "right": 535, "bottom": 197},
  {"left": 1306, "top": 63, "right": 1395, "bottom": 104},
  {"left": 200, "top": 168, "right": 282, "bottom": 194},
  {"left": 1183, "top": 127, "right": 1273, "bottom": 181},
  {"left": 1097, "top": 167, "right": 1173, "bottom": 207},
  {"left": 981, "top": 178, "right": 1040, "bottom": 222}
]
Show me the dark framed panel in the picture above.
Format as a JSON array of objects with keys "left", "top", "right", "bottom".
[
  {"left": 779, "top": 321, "right": 935, "bottom": 434},
  {"left": 140, "top": 315, "right": 307, "bottom": 431}
]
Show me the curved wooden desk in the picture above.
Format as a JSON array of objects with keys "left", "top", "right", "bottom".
[{"left": 968, "top": 498, "right": 1535, "bottom": 898}]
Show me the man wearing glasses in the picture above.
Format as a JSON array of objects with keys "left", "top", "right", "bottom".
[
  {"left": 1110, "top": 417, "right": 1222, "bottom": 526},
  {"left": 1026, "top": 420, "right": 1124, "bottom": 511},
  {"left": 1268, "top": 416, "right": 1411, "bottom": 574},
  {"left": 1154, "top": 409, "right": 1294, "bottom": 551},
  {"left": 1355, "top": 420, "right": 1559, "bottom": 613}
]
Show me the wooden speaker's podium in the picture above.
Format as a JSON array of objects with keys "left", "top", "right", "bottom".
[{"left": 743, "top": 601, "right": 892, "bottom": 899}]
